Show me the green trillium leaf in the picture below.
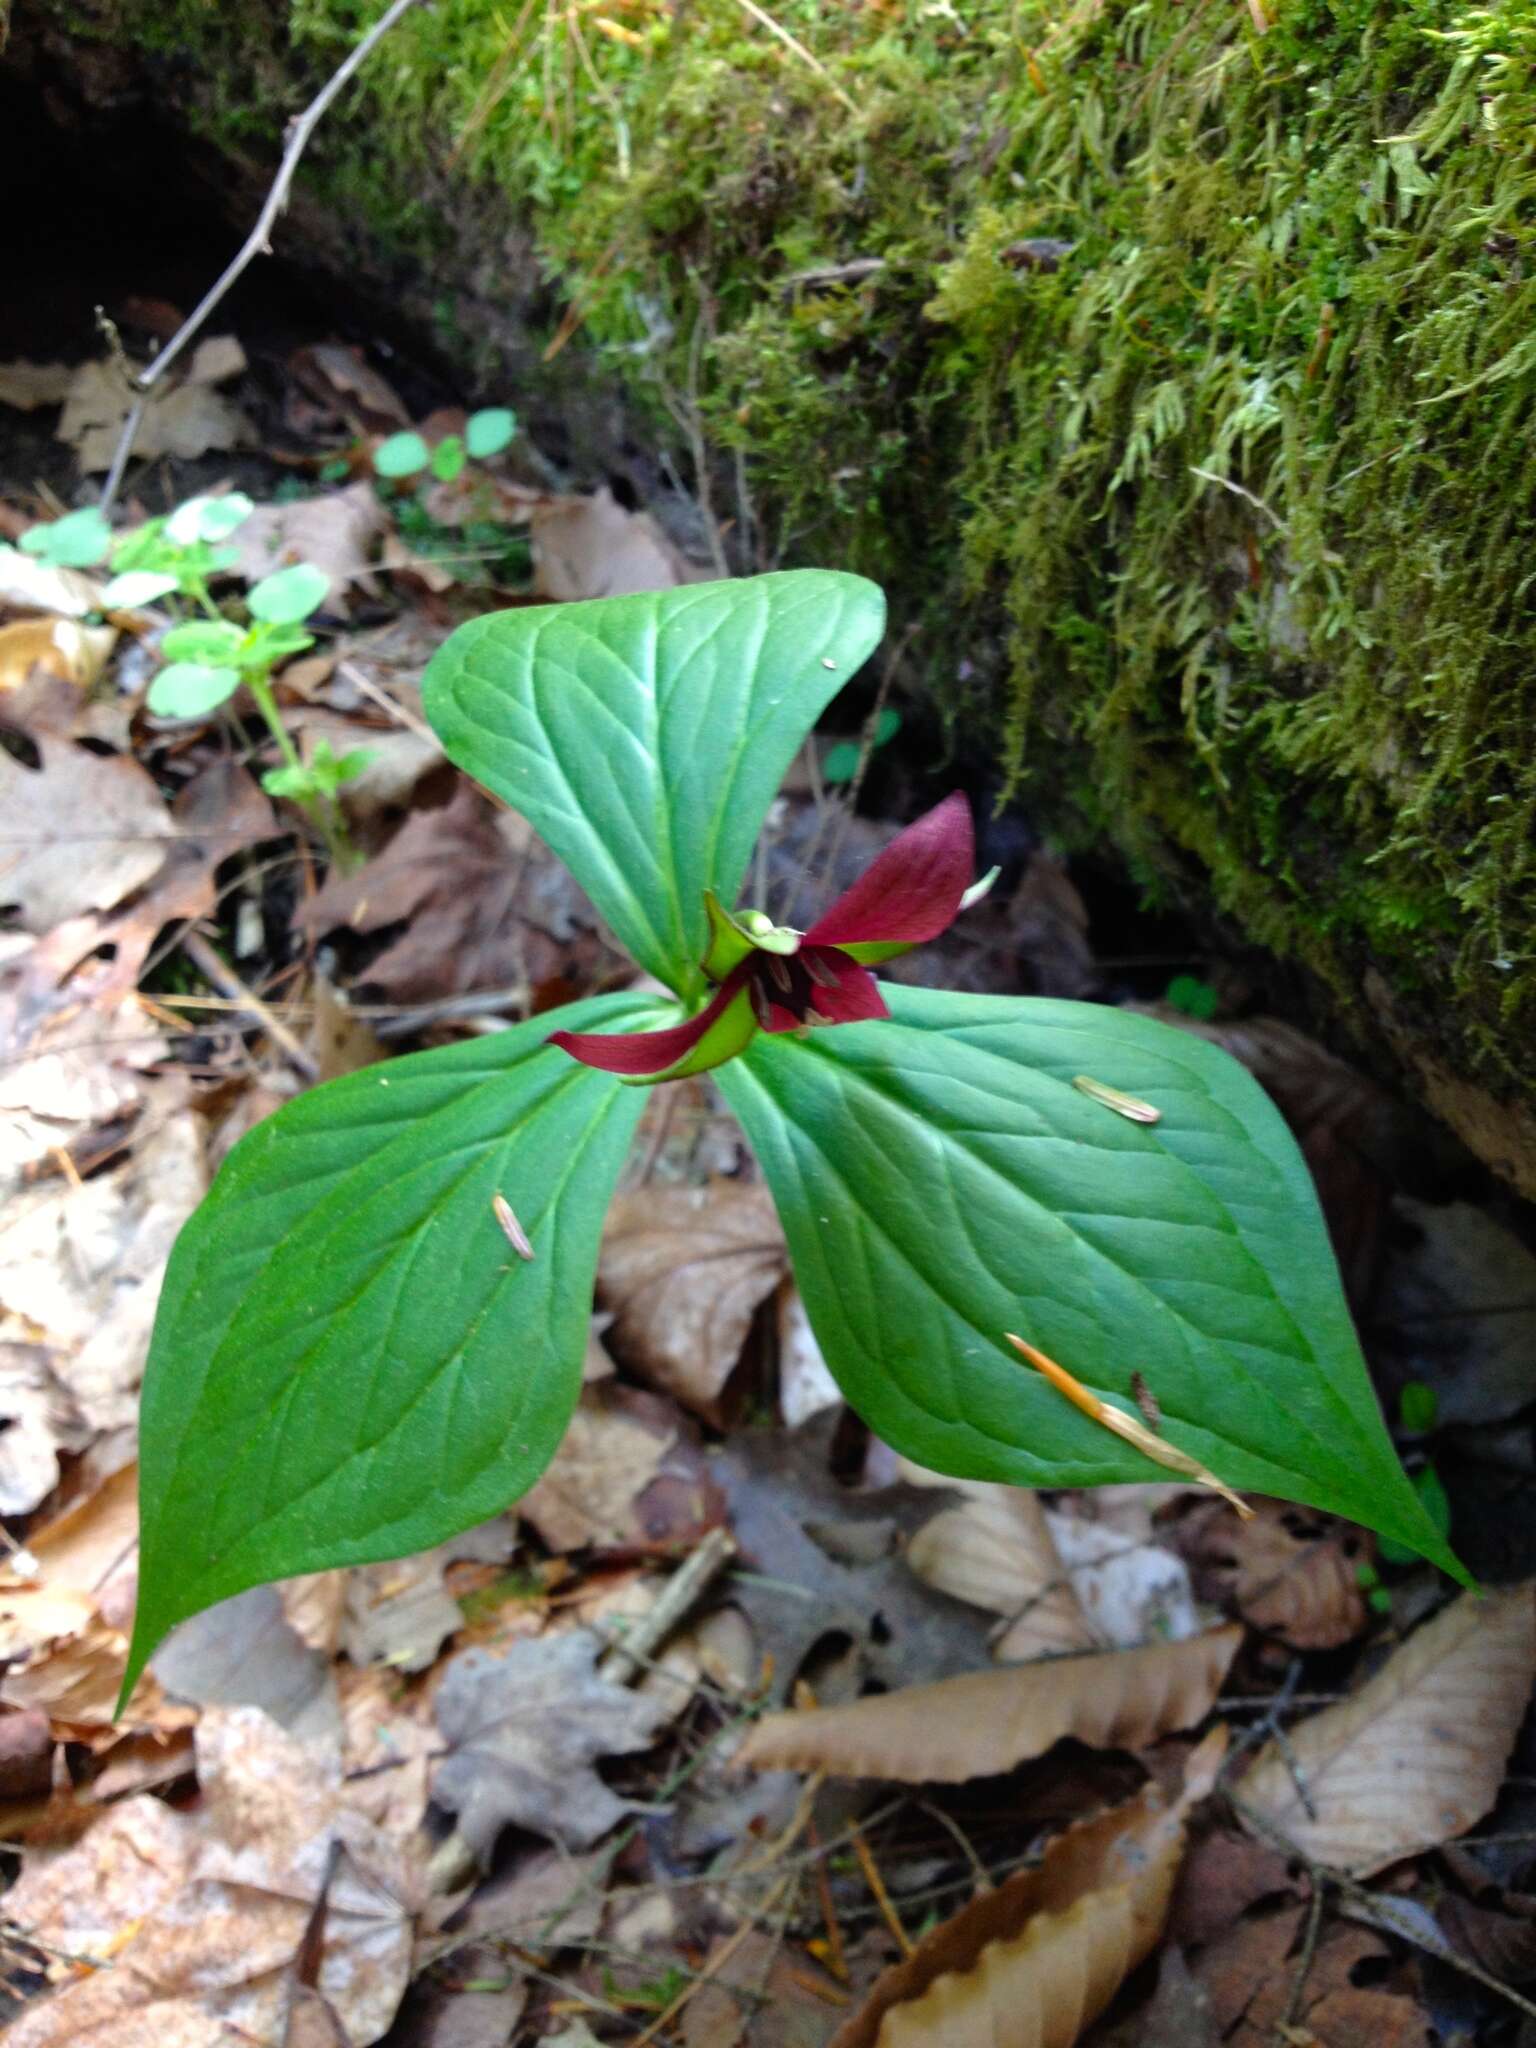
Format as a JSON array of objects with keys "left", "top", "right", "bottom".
[
  {"left": 717, "top": 985, "right": 1464, "bottom": 1576},
  {"left": 123, "top": 994, "right": 660, "bottom": 1700},
  {"left": 421, "top": 571, "right": 886, "bottom": 998}
]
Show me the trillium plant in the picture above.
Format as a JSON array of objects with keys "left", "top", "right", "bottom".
[{"left": 125, "top": 570, "right": 1461, "bottom": 1697}]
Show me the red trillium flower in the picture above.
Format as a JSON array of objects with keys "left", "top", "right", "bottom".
[{"left": 551, "top": 792, "right": 992, "bottom": 1082}]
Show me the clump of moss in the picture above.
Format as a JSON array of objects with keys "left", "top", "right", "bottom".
[{"left": 41, "top": 0, "right": 1536, "bottom": 1108}]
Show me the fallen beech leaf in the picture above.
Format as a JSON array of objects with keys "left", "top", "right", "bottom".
[
  {"left": 3, "top": 1705, "right": 414, "bottom": 2046},
  {"left": 431, "top": 1629, "right": 670, "bottom": 1861},
  {"left": 737, "top": 1624, "right": 1240, "bottom": 1780},
  {"left": 1166, "top": 1495, "right": 1372, "bottom": 1650},
  {"left": 599, "top": 1182, "right": 786, "bottom": 1422},
  {"left": 0, "top": 734, "right": 171, "bottom": 929},
  {"left": 830, "top": 1726, "right": 1228, "bottom": 2048},
  {"left": 1241, "top": 1583, "right": 1536, "bottom": 1874},
  {"left": 530, "top": 485, "right": 691, "bottom": 599},
  {"left": 897, "top": 1457, "right": 1096, "bottom": 1661}
]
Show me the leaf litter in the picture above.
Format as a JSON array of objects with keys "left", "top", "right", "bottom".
[{"left": 2, "top": 302, "right": 1535, "bottom": 2048}]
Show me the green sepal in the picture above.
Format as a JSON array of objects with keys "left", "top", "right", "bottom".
[
  {"left": 620, "top": 980, "right": 760, "bottom": 1085},
  {"left": 835, "top": 939, "right": 916, "bottom": 965},
  {"left": 122, "top": 993, "right": 660, "bottom": 1705}
]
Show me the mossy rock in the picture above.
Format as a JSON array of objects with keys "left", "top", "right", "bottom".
[{"left": 15, "top": 0, "right": 1536, "bottom": 1188}]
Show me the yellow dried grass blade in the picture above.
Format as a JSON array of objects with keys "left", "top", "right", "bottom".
[{"left": 1007, "top": 1335, "right": 1254, "bottom": 1519}]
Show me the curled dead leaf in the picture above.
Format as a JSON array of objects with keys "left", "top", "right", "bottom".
[
  {"left": 1241, "top": 1583, "right": 1536, "bottom": 1874},
  {"left": 829, "top": 1725, "right": 1229, "bottom": 2048},
  {"left": 736, "top": 1624, "right": 1240, "bottom": 1781},
  {"left": 1165, "top": 1494, "right": 1373, "bottom": 1650},
  {"left": 897, "top": 1458, "right": 1096, "bottom": 1661}
]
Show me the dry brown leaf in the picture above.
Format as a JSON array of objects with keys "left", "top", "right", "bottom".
[
  {"left": 517, "top": 1384, "right": 674, "bottom": 1550},
  {"left": 0, "top": 1343, "right": 91, "bottom": 1516},
  {"left": 599, "top": 1182, "right": 786, "bottom": 1423},
  {"left": 339, "top": 1517, "right": 516, "bottom": 1674},
  {"left": 530, "top": 485, "right": 691, "bottom": 599},
  {"left": 3, "top": 1705, "right": 415, "bottom": 2046},
  {"left": 0, "top": 734, "right": 171, "bottom": 930},
  {"left": 829, "top": 1726, "right": 1227, "bottom": 2048},
  {"left": 0, "top": 1463, "right": 187, "bottom": 1734},
  {"left": 1241, "top": 1583, "right": 1536, "bottom": 1874},
  {"left": 58, "top": 338, "right": 255, "bottom": 472},
  {"left": 737, "top": 1624, "right": 1240, "bottom": 1781},
  {"left": 0, "top": 614, "right": 116, "bottom": 694},
  {"left": 0, "top": 1106, "right": 207, "bottom": 1432},
  {"left": 232, "top": 480, "right": 386, "bottom": 611},
  {"left": 897, "top": 1457, "right": 1096, "bottom": 1661},
  {"left": 294, "top": 784, "right": 610, "bottom": 1002},
  {"left": 0, "top": 546, "right": 103, "bottom": 619},
  {"left": 1164, "top": 1494, "right": 1373, "bottom": 1650},
  {"left": 432, "top": 1630, "right": 671, "bottom": 1861}
]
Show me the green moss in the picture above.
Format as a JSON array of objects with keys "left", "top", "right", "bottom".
[{"left": 50, "top": 0, "right": 1536, "bottom": 1103}]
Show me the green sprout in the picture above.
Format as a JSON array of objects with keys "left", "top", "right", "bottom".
[
  {"left": 148, "top": 560, "right": 369, "bottom": 868},
  {"left": 103, "top": 493, "right": 256, "bottom": 612}
]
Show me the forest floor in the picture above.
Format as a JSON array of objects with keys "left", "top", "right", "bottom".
[{"left": 4, "top": 279, "right": 1536, "bottom": 2048}]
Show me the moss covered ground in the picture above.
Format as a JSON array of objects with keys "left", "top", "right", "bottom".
[{"left": 49, "top": 0, "right": 1536, "bottom": 1123}]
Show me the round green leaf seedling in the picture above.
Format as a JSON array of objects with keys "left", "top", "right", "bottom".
[
  {"left": 102, "top": 569, "right": 181, "bottom": 607},
  {"left": 374, "top": 430, "right": 430, "bottom": 478},
  {"left": 197, "top": 493, "right": 257, "bottom": 542},
  {"left": 161, "top": 619, "right": 247, "bottom": 665},
  {"left": 248, "top": 563, "right": 329, "bottom": 626},
  {"left": 431, "top": 435, "right": 467, "bottom": 483},
  {"left": 149, "top": 662, "right": 242, "bottom": 718},
  {"left": 465, "top": 408, "right": 516, "bottom": 459},
  {"left": 21, "top": 506, "right": 113, "bottom": 569}
]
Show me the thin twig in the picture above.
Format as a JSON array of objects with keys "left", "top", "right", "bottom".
[
  {"left": 180, "top": 929, "right": 319, "bottom": 1078},
  {"left": 733, "top": 0, "right": 858, "bottom": 114},
  {"left": 1276, "top": 1881, "right": 1324, "bottom": 2041},
  {"left": 98, "top": 0, "right": 425, "bottom": 513},
  {"left": 598, "top": 1527, "right": 735, "bottom": 1684}
]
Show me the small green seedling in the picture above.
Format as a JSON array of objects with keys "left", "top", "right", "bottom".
[
  {"left": 822, "top": 705, "right": 901, "bottom": 784},
  {"left": 1166, "top": 974, "right": 1220, "bottom": 1021},
  {"left": 103, "top": 493, "right": 256, "bottom": 611},
  {"left": 1355, "top": 1558, "right": 1394, "bottom": 1616},
  {"left": 373, "top": 407, "right": 517, "bottom": 485},
  {"left": 148, "top": 560, "right": 367, "bottom": 865},
  {"left": 19, "top": 505, "right": 114, "bottom": 569},
  {"left": 1377, "top": 1381, "right": 1450, "bottom": 1565}
]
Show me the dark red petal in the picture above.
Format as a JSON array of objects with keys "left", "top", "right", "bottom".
[
  {"left": 804, "top": 791, "right": 974, "bottom": 947},
  {"left": 808, "top": 953, "right": 889, "bottom": 1024},
  {"left": 550, "top": 968, "right": 748, "bottom": 1075}
]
